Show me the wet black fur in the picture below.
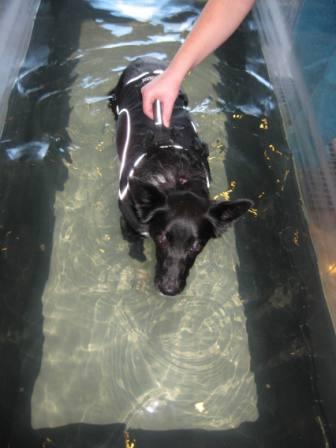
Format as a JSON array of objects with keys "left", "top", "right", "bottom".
[{"left": 109, "top": 57, "right": 252, "bottom": 296}]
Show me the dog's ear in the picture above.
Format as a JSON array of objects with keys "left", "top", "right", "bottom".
[
  {"left": 130, "top": 179, "right": 166, "bottom": 223},
  {"left": 208, "top": 199, "right": 253, "bottom": 237}
]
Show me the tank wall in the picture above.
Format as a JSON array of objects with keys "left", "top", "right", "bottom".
[
  {"left": 254, "top": 0, "right": 336, "bottom": 441},
  {"left": 0, "top": 0, "right": 41, "bottom": 136},
  {"left": 254, "top": 0, "right": 336, "bottom": 330}
]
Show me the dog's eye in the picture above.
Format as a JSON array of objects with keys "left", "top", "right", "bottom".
[
  {"left": 188, "top": 240, "right": 202, "bottom": 254},
  {"left": 157, "top": 234, "right": 168, "bottom": 246}
]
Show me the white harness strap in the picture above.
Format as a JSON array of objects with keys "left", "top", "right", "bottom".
[
  {"left": 159, "top": 144, "right": 183, "bottom": 150},
  {"left": 125, "top": 69, "right": 164, "bottom": 87},
  {"left": 118, "top": 107, "right": 147, "bottom": 201},
  {"left": 125, "top": 71, "right": 150, "bottom": 86}
]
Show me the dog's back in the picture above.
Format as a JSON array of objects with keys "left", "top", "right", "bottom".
[
  {"left": 109, "top": 57, "right": 208, "bottom": 161},
  {"left": 109, "top": 57, "right": 210, "bottom": 232}
]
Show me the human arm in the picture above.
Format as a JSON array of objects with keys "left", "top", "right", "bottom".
[{"left": 141, "top": 0, "right": 255, "bottom": 127}]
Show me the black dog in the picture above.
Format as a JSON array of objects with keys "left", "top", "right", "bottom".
[{"left": 109, "top": 57, "right": 252, "bottom": 296}]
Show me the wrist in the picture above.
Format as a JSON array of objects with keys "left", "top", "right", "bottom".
[{"left": 165, "top": 58, "right": 190, "bottom": 86}]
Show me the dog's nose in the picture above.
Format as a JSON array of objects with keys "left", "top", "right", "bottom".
[
  {"left": 161, "top": 286, "right": 179, "bottom": 296},
  {"left": 157, "top": 280, "right": 181, "bottom": 296}
]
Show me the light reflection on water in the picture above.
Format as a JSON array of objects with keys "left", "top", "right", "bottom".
[
  {"left": 88, "top": 0, "right": 198, "bottom": 23},
  {"left": 6, "top": 140, "right": 49, "bottom": 161},
  {"left": 9, "top": 0, "right": 260, "bottom": 433},
  {"left": 95, "top": 19, "right": 133, "bottom": 37},
  {"left": 89, "top": 0, "right": 169, "bottom": 22}
]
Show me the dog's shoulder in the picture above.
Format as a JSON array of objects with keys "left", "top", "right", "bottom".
[
  {"left": 115, "top": 57, "right": 168, "bottom": 91},
  {"left": 108, "top": 57, "right": 168, "bottom": 117}
]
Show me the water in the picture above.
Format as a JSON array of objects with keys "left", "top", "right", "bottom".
[
  {"left": 1, "top": 0, "right": 335, "bottom": 447},
  {"left": 38, "top": 2, "right": 257, "bottom": 430}
]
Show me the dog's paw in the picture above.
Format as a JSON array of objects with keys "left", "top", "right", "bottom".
[
  {"left": 120, "top": 216, "right": 138, "bottom": 242},
  {"left": 129, "top": 240, "right": 146, "bottom": 262}
]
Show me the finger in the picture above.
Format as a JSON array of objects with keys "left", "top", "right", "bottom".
[
  {"left": 141, "top": 88, "right": 154, "bottom": 120},
  {"left": 162, "top": 99, "right": 175, "bottom": 128}
]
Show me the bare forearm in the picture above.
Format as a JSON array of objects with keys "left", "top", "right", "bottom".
[
  {"left": 141, "top": 0, "right": 255, "bottom": 126},
  {"left": 166, "top": 0, "right": 255, "bottom": 82}
]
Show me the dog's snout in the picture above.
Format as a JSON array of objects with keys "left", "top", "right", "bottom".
[{"left": 157, "top": 278, "right": 182, "bottom": 296}]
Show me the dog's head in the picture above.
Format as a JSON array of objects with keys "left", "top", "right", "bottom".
[{"left": 130, "top": 179, "right": 252, "bottom": 296}]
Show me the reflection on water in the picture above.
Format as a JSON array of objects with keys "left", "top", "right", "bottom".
[
  {"left": 4, "top": 0, "right": 259, "bottom": 434},
  {"left": 6, "top": 140, "right": 49, "bottom": 161},
  {"left": 88, "top": 0, "right": 198, "bottom": 23},
  {"left": 88, "top": 0, "right": 169, "bottom": 22},
  {"left": 95, "top": 19, "right": 133, "bottom": 37}
]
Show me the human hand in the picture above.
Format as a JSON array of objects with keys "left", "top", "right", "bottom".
[{"left": 141, "top": 70, "right": 182, "bottom": 127}]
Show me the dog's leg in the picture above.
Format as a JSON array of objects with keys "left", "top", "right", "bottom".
[{"left": 120, "top": 216, "right": 146, "bottom": 262}]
